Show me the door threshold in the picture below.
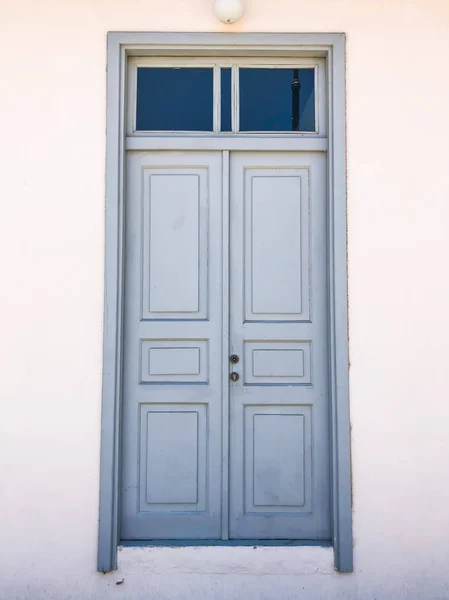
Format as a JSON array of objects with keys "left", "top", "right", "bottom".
[{"left": 120, "top": 539, "right": 332, "bottom": 548}]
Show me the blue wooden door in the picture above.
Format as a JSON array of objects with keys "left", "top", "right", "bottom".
[{"left": 121, "top": 150, "right": 330, "bottom": 541}]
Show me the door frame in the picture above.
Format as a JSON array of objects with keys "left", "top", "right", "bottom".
[{"left": 98, "top": 32, "right": 351, "bottom": 573}]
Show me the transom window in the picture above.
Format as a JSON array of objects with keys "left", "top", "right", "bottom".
[{"left": 127, "top": 58, "right": 326, "bottom": 135}]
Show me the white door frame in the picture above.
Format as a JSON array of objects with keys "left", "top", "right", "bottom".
[{"left": 98, "top": 31, "right": 351, "bottom": 573}]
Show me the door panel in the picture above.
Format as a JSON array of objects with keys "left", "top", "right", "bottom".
[
  {"left": 229, "top": 152, "right": 330, "bottom": 540},
  {"left": 243, "top": 168, "right": 310, "bottom": 321},
  {"left": 244, "top": 405, "right": 312, "bottom": 514},
  {"left": 141, "top": 168, "right": 209, "bottom": 320},
  {"left": 121, "top": 152, "right": 223, "bottom": 539}
]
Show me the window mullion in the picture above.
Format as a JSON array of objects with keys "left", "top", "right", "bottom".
[
  {"left": 213, "top": 65, "right": 221, "bottom": 133},
  {"left": 232, "top": 65, "right": 239, "bottom": 133}
]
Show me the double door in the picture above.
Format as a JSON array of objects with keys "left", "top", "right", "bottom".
[{"left": 121, "top": 151, "right": 330, "bottom": 540}]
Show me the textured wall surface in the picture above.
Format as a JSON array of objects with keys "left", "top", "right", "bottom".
[{"left": 1, "top": 1, "right": 449, "bottom": 598}]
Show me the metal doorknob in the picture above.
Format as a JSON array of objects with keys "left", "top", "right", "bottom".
[
  {"left": 230, "top": 372, "right": 239, "bottom": 382},
  {"left": 230, "top": 355, "right": 239, "bottom": 364}
]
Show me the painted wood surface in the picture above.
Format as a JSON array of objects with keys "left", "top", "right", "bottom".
[
  {"left": 229, "top": 152, "right": 330, "bottom": 539},
  {"left": 121, "top": 151, "right": 224, "bottom": 539}
]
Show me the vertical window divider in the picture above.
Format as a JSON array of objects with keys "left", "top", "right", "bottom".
[
  {"left": 232, "top": 65, "right": 239, "bottom": 133},
  {"left": 130, "top": 60, "right": 137, "bottom": 135},
  {"left": 314, "top": 65, "right": 320, "bottom": 134},
  {"left": 213, "top": 65, "right": 221, "bottom": 133}
]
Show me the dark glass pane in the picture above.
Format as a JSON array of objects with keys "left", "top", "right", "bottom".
[
  {"left": 136, "top": 67, "right": 213, "bottom": 131},
  {"left": 221, "top": 68, "right": 232, "bottom": 132},
  {"left": 239, "top": 68, "right": 315, "bottom": 132}
]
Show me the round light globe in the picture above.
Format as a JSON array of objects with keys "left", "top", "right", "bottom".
[{"left": 214, "top": 0, "right": 244, "bottom": 24}]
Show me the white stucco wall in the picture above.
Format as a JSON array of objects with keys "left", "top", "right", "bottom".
[{"left": 1, "top": 1, "right": 449, "bottom": 599}]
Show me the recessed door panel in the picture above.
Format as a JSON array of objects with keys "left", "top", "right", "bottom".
[
  {"left": 140, "top": 339, "right": 208, "bottom": 384},
  {"left": 246, "top": 406, "right": 312, "bottom": 514},
  {"left": 244, "top": 169, "right": 310, "bottom": 321},
  {"left": 244, "top": 341, "right": 312, "bottom": 385},
  {"left": 142, "top": 168, "right": 208, "bottom": 320},
  {"left": 139, "top": 405, "right": 207, "bottom": 512}
]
